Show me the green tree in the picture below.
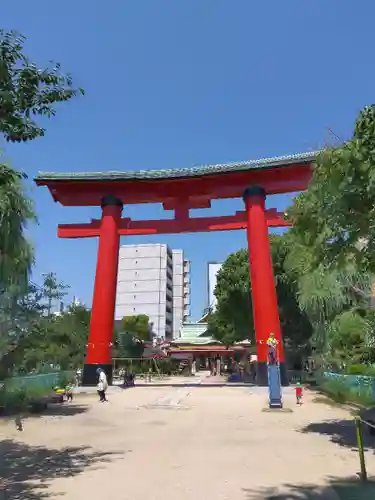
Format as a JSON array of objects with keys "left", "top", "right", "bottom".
[
  {"left": 270, "top": 234, "right": 313, "bottom": 358},
  {"left": 18, "top": 304, "right": 91, "bottom": 372},
  {"left": 207, "top": 249, "right": 252, "bottom": 346},
  {"left": 41, "top": 272, "right": 69, "bottom": 316},
  {"left": 0, "top": 281, "right": 44, "bottom": 375},
  {"left": 289, "top": 105, "right": 375, "bottom": 271},
  {"left": 0, "top": 30, "right": 84, "bottom": 142},
  {"left": 116, "top": 332, "right": 144, "bottom": 359},
  {"left": 0, "top": 163, "right": 35, "bottom": 289},
  {"left": 208, "top": 239, "right": 314, "bottom": 358},
  {"left": 283, "top": 223, "right": 374, "bottom": 367},
  {"left": 121, "top": 315, "right": 151, "bottom": 341},
  {"left": 327, "top": 310, "right": 371, "bottom": 368},
  {"left": 0, "top": 29, "right": 85, "bottom": 376}
]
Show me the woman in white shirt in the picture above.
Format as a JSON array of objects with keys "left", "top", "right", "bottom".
[{"left": 96, "top": 368, "right": 108, "bottom": 402}]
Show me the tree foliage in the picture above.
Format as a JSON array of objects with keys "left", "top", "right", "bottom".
[
  {"left": 327, "top": 310, "right": 371, "bottom": 367},
  {"left": 121, "top": 315, "right": 151, "bottom": 341},
  {"left": 208, "top": 239, "right": 313, "bottom": 353},
  {"left": 115, "top": 315, "right": 150, "bottom": 359},
  {"left": 0, "top": 272, "right": 91, "bottom": 376},
  {"left": 209, "top": 230, "right": 375, "bottom": 369},
  {"left": 289, "top": 105, "right": 375, "bottom": 271},
  {"left": 116, "top": 332, "right": 144, "bottom": 359},
  {"left": 18, "top": 304, "right": 90, "bottom": 373},
  {"left": 207, "top": 249, "right": 252, "bottom": 346},
  {"left": 0, "top": 30, "right": 84, "bottom": 142},
  {"left": 0, "top": 28, "right": 85, "bottom": 377},
  {"left": 281, "top": 104, "right": 375, "bottom": 369},
  {"left": 269, "top": 235, "right": 313, "bottom": 354},
  {"left": 0, "top": 163, "right": 35, "bottom": 289},
  {"left": 41, "top": 272, "right": 69, "bottom": 316}
]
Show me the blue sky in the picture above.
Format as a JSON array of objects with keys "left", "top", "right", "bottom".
[{"left": 2, "top": 0, "right": 374, "bottom": 320}]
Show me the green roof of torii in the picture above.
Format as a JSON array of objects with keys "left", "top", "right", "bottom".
[{"left": 35, "top": 151, "right": 318, "bottom": 183}]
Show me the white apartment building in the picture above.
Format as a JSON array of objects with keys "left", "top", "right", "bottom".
[
  {"left": 115, "top": 244, "right": 190, "bottom": 340},
  {"left": 172, "top": 249, "right": 191, "bottom": 337}
]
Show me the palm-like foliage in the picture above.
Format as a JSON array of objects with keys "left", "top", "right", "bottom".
[
  {"left": 297, "top": 267, "right": 372, "bottom": 324},
  {"left": 0, "top": 162, "right": 36, "bottom": 366},
  {"left": 283, "top": 227, "right": 374, "bottom": 365},
  {"left": 0, "top": 162, "right": 35, "bottom": 289}
]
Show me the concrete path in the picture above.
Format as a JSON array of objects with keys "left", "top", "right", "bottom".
[{"left": 1, "top": 384, "right": 375, "bottom": 499}]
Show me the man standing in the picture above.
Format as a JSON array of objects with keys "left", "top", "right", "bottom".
[{"left": 96, "top": 368, "right": 108, "bottom": 402}]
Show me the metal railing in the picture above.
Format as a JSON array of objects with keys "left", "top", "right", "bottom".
[{"left": 354, "top": 416, "right": 375, "bottom": 481}]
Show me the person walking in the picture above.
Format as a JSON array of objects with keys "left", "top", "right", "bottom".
[
  {"left": 96, "top": 368, "right": 108, "bottom": 402},
  {"left": 296, "top": 382, "right": 303, "bottom": 405},
  {"left": 75, "top": 367, "right": 82, "bottom": 386}
]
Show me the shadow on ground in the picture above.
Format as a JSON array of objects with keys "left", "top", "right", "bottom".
[
  {"left": 311, "top": 394, "right": 357, "bottom": 410},
  {"left": 1, "top": 403, "right": 90, "bottom": 427},
  {"left": 300, "top": 418, "right": 375, "bottom": 452},
  {"left": 40, "top": 403, "right": 89, "bottom": 419},
  {"left": 124, "top": 383, "right": 255, "bottom": 388},
  {"left": 0, "top": 439, "right": 126, "bottom": 500},
  {"left": 244, "top": 477, "right": 375, "bottom": 499}
]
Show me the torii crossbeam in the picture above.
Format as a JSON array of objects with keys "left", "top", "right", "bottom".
[{"left": 58, "top": 209, "right": 290, "bottom": 238}]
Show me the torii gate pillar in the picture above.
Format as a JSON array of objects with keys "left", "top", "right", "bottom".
[
  {"left": 243, "top": 186, "right": 288, "bottom": 386},
  {"left": 82, "top": 195, "right": 123, "bottom": 386}
]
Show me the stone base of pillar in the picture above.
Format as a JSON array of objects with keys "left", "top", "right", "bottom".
[
  {"left": 82, "top": 363, "right": 113, "bottom": 387},
  {"left": 256, "top": 362, "right": 289, "bottom": 387}
]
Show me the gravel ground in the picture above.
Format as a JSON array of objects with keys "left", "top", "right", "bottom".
[{"left": 1, "top": 377, "right": 374, "bottom": 499}]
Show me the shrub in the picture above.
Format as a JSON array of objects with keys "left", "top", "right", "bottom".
[
  {"left": 0, "top": 383, "right": 56, "bottom": 415},
  {"left": 57, "top": 372, "right": 70, "bottom": 388},
  {"left": 321, "top": 379, "right": 348, "bottom": 403},
  {"left": 346, "top": 364, "right": 375, "bottom": 376},
  {"left": 320, "top": 378, "right": 375, "bottom": 407},
  {"left": 0, "top": 388, "right": 29, "bottom": 413}
]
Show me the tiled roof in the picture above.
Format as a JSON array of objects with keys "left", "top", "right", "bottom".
[
  {"left": 171, "top": 323, "right": 220, "bottom": 345},
  {"left": 35, "top": 151, "right": 318, "bottom": 183}
]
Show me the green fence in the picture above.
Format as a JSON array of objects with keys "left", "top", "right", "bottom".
[
  {"left": 323, "top": 372, "right": 375, "bottom": 399},
  {"left": 5, "top": 371, "right": 73, "bottom": 392}
]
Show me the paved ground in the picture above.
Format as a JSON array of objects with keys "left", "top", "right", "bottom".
[{"left": 1, "top": 375, "right": 375, "bottom": 499}]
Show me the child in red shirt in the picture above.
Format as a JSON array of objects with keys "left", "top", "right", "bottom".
[{"left": 296, "top": 382, "right": 303, "bottom": 405}]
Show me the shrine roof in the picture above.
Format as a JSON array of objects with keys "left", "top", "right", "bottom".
[{"left": 35, "top": 151, "right": 318, "bottom": 183}]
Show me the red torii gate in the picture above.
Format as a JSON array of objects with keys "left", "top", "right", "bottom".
[{"left": 35, "top": 151, "right": 316, "bottom": 386}]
